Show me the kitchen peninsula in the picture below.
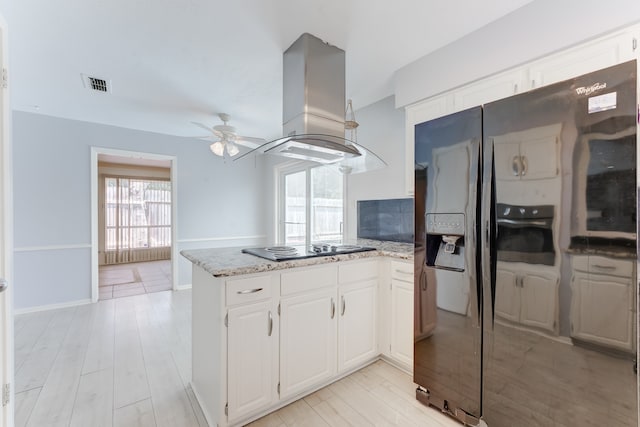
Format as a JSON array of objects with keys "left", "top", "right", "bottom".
[{"left": 181, "top": 240, "right": 413, "bottom": 427}]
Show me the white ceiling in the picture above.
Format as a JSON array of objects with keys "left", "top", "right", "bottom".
[{"left": 8, "top": 0, "right": 534, "bottom": 141}]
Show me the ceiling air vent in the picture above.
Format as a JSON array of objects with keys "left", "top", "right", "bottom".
[{"left": 81, "top": 73, "right": 111, "bottom": 93}]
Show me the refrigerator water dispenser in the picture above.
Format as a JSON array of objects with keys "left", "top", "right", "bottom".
[{"left": 425, "top": 213, "right": 465, "bottom": 271}]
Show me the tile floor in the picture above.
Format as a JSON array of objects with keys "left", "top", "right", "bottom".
[{"left": 99, "top": 260, "right": 172, "bottom": 300}]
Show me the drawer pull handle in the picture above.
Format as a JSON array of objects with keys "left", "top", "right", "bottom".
[
  {"left": 395, "top": 269, "right": 412, "bottom": 275},
  {"left": 341, "top": 296, "right": 346, "bottom": 316},
  {"left": 331, "top": 298, "right": 335, "bottom": 319},
  {"left": 268, "top": 311, "right": 273, "bottom": 336},
  {"left": 237, "top": 287, "right": 264, "bottom": 294},
  {"left": 592, "top": 264, "right": 616, "bottom": 270}
]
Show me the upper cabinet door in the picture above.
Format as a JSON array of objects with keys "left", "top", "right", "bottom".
[
  {"left": 453, "top": 69, "right": 526, "bottom": 111},
  {"left": 518, "top": 134, "right": 559, "bottom": 180},
  {"left": 492, "top": 123, "right": 561, "bottom": 182},
  {"left": 492, "top": 139, "right": 522, "bottom": 182},
  {"left": 528, "top": 32, "right": 636, "bottom": 90}
]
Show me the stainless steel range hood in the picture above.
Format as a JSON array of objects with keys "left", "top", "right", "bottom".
[{"left": 236, "top": 33, "right": 386, "bottom": 173}]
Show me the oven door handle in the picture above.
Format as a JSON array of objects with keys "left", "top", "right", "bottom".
[{"left": 496, "top": 218, "right": 551, "bottom": 227}]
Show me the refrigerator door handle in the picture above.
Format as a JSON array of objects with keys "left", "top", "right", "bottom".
[{"left": 483, "top": 139, "right": 498, "bottom": 325}]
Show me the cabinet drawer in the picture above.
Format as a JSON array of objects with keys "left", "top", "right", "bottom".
[
  {"left": 281, "top": 265, "right": 337, "bottom": 296},
  {"left": 572, "top": 255, "right": 634, "bottom": 277},
  {"left": 226, "top": 274, "right": 275, "bottom": 306},
  {"left": 391, "top": 260, "right": 414, "bottom": 282},
  {"left": 338, "top": 260, "right": 379, "bottom": 284}
]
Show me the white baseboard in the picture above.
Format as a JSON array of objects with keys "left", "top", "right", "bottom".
[
  {"left": 177, "top": 235, "right": 266, "bottom": 244},
  {"left": 14, "top": 298, "right": 93, "bottom": 315},
  {"left": 176, "top": 284, "right": 192, "bottom": 291}
]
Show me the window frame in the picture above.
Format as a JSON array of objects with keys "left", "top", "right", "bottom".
[
  {"left": 103, "top": 175, "right": 172, "bottom": 251},
  {"left": 276, "top": 161, "right": 346, "bottom": 246}
]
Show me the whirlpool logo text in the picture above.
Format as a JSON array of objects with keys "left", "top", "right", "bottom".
[{"left": 575, "top": 82, "right": 607, "bottom": 95}]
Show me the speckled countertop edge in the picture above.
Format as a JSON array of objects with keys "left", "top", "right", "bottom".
[{"left": 181, "top": 239, "right": 414, "bottom": 278}]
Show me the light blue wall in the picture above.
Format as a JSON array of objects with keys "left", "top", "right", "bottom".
[{"left": 13, "top": 112, "right": 266, "bottom": 310}]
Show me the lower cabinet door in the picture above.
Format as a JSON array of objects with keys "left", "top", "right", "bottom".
[
  {"left": 570, "top": 272, "right": 634, "bottom": 351},
  {"left": 280, "top": 288, "right": 337, "bottom": 399},
  {"left": 520, "top": 271, "right": 558, "bottom": 332},
  {"left": 227, "top": 300, "right": 277, "bottom": 421},
  {"left": 390, "top": 278, "right": 414, "bottom": 368},
  {"left": 338, "top": 280, "right": 377, "bottom": 373},
  {"left": 494, "top": 267, "right": 520, "bottom": 323}
]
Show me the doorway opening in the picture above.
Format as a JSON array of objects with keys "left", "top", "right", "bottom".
[{"left": 91, "top": 148, "right": 178, "bottom": 302}]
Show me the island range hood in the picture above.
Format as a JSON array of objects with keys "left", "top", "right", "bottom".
[{"left": 236, "top": 33, "right": 386, "bottom": 174}]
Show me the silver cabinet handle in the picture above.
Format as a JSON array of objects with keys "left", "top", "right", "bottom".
[
  {"left": 0, "top": 279, "right": 6, "bottom": 293},
  {"left": 592, "top": 264, "right": 616, "bottom": 270},
  {"left": 394, "top": 269, "right": 412, "bottom": 275},
  {"left": 512, "top": 156, "right": 521, "bottom": 176},
  {"left": 330, "top": 298, "right": 335, "bottom": 319},
  {"left": 267, "top": 311, "right": 273, "bottom": 336},
  {"left": 341, "top": 296, "right": 346, "bottom": 316},
  {"left": 421, "top": 270, "right": 427, "bottom": 291},
  {"left": 237, "top": 287, "right": 263, "bottom": 294},
  {"left": 521, "top": 156, "right": 528, "bottom": 176}
]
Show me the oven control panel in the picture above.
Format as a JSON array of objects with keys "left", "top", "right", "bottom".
[{"left": 426, "top": 213, "right": 465, "bottom": 235}]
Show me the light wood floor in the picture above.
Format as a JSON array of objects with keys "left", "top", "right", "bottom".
[{"left": 14, "top": 289, "right": 459, "bottom": 427}]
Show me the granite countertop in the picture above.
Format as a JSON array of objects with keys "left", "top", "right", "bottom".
[
  {"left": 567, "top": 236, "right": 636, "bottom": 260},
  {"left": 181, "top": 239, "right": 413, "bottom": 278}
]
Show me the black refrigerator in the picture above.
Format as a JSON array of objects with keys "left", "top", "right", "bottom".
[{"left": 414, "top": 60, "right": 638, "bottom": 426}]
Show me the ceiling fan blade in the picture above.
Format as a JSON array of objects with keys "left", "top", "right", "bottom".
[
  {"left": 235, "top": 136, "right": 266, "bottom": 149},
  {"left": 195, "top": 136, "right": 219, "bottom": 142},
  {"left": 190, "top": 121, "right": 213, "bottom": 133}
]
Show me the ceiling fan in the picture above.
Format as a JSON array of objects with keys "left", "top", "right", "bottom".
[{"left": 191, "top": 113, "right": 265, "bottom": 157}]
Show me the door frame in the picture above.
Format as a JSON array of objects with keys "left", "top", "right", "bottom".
[
  {"left": 90, "top": 147, "right": 178, "bottom": 302},
  {"left": 0, "top": 11, "right": 13, "bottom": 427}
]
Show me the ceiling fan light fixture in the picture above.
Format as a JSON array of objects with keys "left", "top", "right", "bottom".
[
  {"left": 210, "top": 141, "right": 225, "bottom": 156},
  {"left": 226, "top": 141, "right": 240, "bottom": 157}
]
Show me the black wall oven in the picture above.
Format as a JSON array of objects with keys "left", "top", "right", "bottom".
[{"left": 496, "top": 203, "right": 555, "bottom": 266}]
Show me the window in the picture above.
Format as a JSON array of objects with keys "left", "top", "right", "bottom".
[
  {"left": 280, "top": 164, "right": 343, "bottom": 245},
  {"left": 105, "top": 177, "right": 171, "bottom": 254}
]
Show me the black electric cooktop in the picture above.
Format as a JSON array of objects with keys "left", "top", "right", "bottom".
[{"left": 242, "top": 243, "right": 376, "bottom": 261}]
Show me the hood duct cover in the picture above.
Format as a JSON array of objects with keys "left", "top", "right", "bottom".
[{"left": 235, "top": 33, "right": 386, "bottom": 173}]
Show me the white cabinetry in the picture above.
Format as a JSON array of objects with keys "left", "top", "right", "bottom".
[
  {"left": 492, "top": 124, "right": 560, "bottom": 182},
  {"left": 279, "top": 265, "right": 337, "bottom": 400},
  {"left": 227, "top": 301, "right": 277, "bottom": 420},
  {"left": 405, "top": 26, "right": 637, "bottom": 196},
  {"left": 405, "top": 95, "right": 454, "bottom": 195},
  {"left": 191, "top": 257, "right": 396, "bottom": 427},
  {"left": 453, "top": 69, "right": 525, "bottom": 111},
  {"left": 337, "top": 260, "right": 378, "bottom": 373},
  {"left": 389, "top": 260, "right": 414, "bottom": 369},
  {"left": 225, "top": 274, "right": 279, "bottom": 422},
  {"left": 528, "top": 31, "right": 636, "bottom": 90},
  {"left": 570, "top": 255, "right": 636, "bottom": 352},
  {"left": 495, "top": 262, "right": 559, "bottom": 333}
]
